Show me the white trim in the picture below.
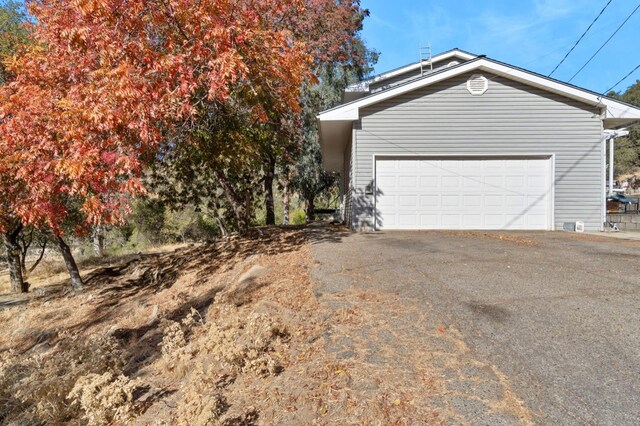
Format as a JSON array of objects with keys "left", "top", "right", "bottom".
[
  {"left": 372, "top": 153, "right": 556, "bottom": 231},
  {"left": 344, "top": 49, "right": 477, "bottom": 92},
  {"left": 600, "top": 123, "right": 606, "bottom": 231},
  {"left": 320, "top": 58, "right": 640, "bottom": 123},
  {"left": 372, "top": 154, "right": 377, "bottom": 232},
  {"left": 352, "top": 123, "right": 357, "bottom": 230}
]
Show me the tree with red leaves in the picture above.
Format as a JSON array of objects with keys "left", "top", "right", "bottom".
[{"left": 0, "top": 0, "right": 372, "bottom": 292}]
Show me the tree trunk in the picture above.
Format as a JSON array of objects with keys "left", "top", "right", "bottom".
[
  {"left": 92, "top": 225, "right": 106, "bottom": 257},
  {"left": 216, "top": 217, "right": 228, "bottom": 237},
  {"left": 264, "top": 157, "right": 276, "bottom": 226},
  {"left": 214, "top": 170, "right": 252, "bottom": 233},
  {"left": 28, "top": 240, "right": 47, "bottom": 275},
  {"left": 282, "top": 180, "right": 290, "bottom": 225},
  {"left": 3, "top": 227, "right": 28, "bottom": 293},
  {"left": 305, "top": 195, "right": 315, "bottom": 222},
  {"left": 55, "top": 236, "right": 84, "bottom": 291},
  {"left": 18, "top": 229, "right": 32, "bottom": 278}
]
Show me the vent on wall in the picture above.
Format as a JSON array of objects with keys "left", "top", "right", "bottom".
[
  {"left": 447, "top": 60, "right": 460, "bottom": 67},
  {"left": 467, "top": 74, "right": 488, "bottom": 95}
]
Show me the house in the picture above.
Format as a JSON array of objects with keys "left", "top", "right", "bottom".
[{"left": 318, "top": 49, "right": 640, "bottom": 231}]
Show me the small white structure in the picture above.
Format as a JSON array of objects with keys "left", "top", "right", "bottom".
[{"left": 604, "top": 128, "right": 630, "bottom": 196}]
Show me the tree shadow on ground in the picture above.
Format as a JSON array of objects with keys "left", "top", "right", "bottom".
[{"left": 6, "top": 224, "right": 351, "bottom": 371}]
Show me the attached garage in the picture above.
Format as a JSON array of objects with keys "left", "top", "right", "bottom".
[
  {"left": 375, "top": 156, "right": 552, "bottom": 230},
  {"left": 317, "top": 49, "right": 640, "bottom": 232}
]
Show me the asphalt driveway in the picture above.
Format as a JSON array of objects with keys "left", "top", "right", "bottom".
[{"left": 310, "top": 227, "right": 640, "bottom": 424}]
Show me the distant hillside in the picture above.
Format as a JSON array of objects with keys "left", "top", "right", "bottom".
[{"left": 609, "top": 80, "right": 640, "bottom": 178}]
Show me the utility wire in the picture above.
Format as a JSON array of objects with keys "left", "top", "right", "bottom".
[
  {"left": 569, "top": 2, "right": 640, "bottom": 82},
  {"left": 549, "top": 0, "right": 613, "bottom": 77},
  {"left": 604, "top": 63, "right": 640, "bottom": 94}
]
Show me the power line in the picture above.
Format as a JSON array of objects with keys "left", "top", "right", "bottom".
[
  {"left": 604, "top": 63, "right": 640, "bottom": 94},
  {"left": 548, "top": 0, "right": 613, "bottom": 77},
  {"left": 569, "top": 2, "right": 640, "bottom": 82}
]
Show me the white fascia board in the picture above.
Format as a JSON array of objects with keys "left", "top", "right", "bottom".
[
  {"left": 344, "top": 49, "right": 477, "bottom": 92},
  {"left": 478, "top": 62, "right": 640, "bottom": 121},
  {"left": 318, "top": 105, "right": 359, "bottom": 121},
  {"left": 320, "top": 58, "right": 640, "bottom": 122}
]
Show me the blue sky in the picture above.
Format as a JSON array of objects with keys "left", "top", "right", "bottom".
[{"left": 360, "top": 0, "right": 640, "bottom": 94}]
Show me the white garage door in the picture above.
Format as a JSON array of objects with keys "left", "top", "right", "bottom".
[{"left": 375, "top": 157, "right": 552, "bottom": 230}]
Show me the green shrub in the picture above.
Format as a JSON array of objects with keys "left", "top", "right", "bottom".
[
  {"left": 163, "top": 207, "right": 219, "bottom": 242},
  {"left": 290, "top": 209, "right": 306, "bottom": 225},
  {"left": 130, "top": 198, "right": 166, "bottom": 245}
]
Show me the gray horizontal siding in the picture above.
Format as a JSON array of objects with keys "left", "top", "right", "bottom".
[
  {"left": 369, "top": 59, "right": 465, "bottom": 93},
  {"left": 352, "top": 71, "right": 603, "bottom": 231}
]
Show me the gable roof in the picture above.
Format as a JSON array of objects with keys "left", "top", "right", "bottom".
[
  {"left": 321, "top": 56, "right": 640, "bottom": 125},
  {"left": 318, "top": 55, "right": 640, "bottom": 171},
  {"left": 344, "top": 48, "right": 477, "bottom": 93}
]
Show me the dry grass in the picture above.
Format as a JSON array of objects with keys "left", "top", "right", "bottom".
[{"left": 0, "top": 229, "right": 325, "bottom": 424}]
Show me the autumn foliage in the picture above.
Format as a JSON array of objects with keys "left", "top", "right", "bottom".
[{"left": 1, "top": 0, "right": 369, "bottom": 235}]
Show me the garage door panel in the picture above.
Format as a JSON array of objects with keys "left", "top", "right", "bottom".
[
  {"left": 420, "top": 195, "right": 439, "bottom": 208},
  {"left": 505, "top": 159, "right": 527, "bottom": 169},
  {"left": 484, "top": 195, "right": 503, "bottom": 208},
  {"left": 506, "top": 195, "right": 526, "bottom": 208},
  {"left": 398, "top": 214, "right": 418, "bottom": 226},
  {"left": 398, "top": 176, "right": 417, "bottom": 187},
  {"left": 505, "top": 215, "right": 525, "bottom": 228},
  {"left": 381, "top": 215, "right": 396, "bottom": 227},
  {"left": 442, "top": 214, "right": 462, "bottom": 227},
  {"left": 484, "top": 175, "right": 504, "bottom": 188},
  {"left": 463, "top": 195, "right": 482, "bottom": 208},
  {"left": 420, "top": 214, "right": 438, "bottom": 226},
  {"left": 399, "top": 195, "right": 418, "bottom": 207},
  {"left": 527, "top": 214, "right": 547, "bottom": 227},
  {"left": 378, "top": 194, "right": 397, "bottom": 208},
  {"left": 485, "top": 214, "right": 506, "bottom": 227},
  {"left": 404, "top": 160, "right": 419, "bottom": 170},
  {"left": 463, "top": 214, "right": 482, "bottom": 227},
  {"left": 506, "top": 176, "right": 525, "bottom": 188},
  {"left": 442, "top": 176, "right": 461, "bottom": 189},
  {"left": 464, "top": 160, "right": 484, "bottom": 170},
  {"left": 376, "top": 157, "right": 551, "bottom": 230},
  {"left": 377, "top": 175, "right": 397, "bottom": 188},
  {"left": 442, "top": 195, "right": 461, "bottom": 207},
  {"left": 463, "top": 175, "right": 482, "bottom": 188},
  {"left": 376, "top": 160, "right": 397, "bottom": 172},
  {"left": 441, "top": 160, "right": 460, "bottom": 172},
  {"left": 527, "top": 159, "right": 548, "bottom": 170},
  {"left": 420, "top": 176, "right": 438, "bottom": 188}
]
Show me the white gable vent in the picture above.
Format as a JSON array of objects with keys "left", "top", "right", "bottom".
[
  {"left": 467, "top": 74, "right": 488, "bottom": 95},
  {"left": 447, "top": 60, "right": 460, "bottom": 67}
]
